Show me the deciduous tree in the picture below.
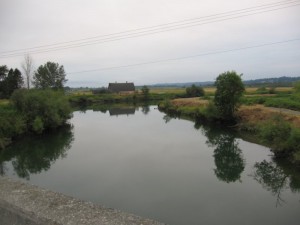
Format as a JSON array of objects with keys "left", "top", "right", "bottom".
[
  {"left": 21, "top": 54, "right": 34, "bottom": 89},
  {"left": 214, "top": 71, "right": 245, "bottom": 120},
  {"left": 33, "top": 62, "right": 67, "bottom": 89}
]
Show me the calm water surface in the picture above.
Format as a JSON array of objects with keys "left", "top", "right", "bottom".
[{"left": 1, "top": 105, "right": 300, "bottom": 225}]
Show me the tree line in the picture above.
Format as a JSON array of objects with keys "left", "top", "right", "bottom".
[
  {"left": 0, "top": 57, "right": 71, "bottom": 149},
  {"left": 0, "top": 57, "right": 67, "bottom": 99}
]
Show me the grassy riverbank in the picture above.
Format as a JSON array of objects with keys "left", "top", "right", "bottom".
[
  {"left": 158, "top": 97, "right": 300, "bottom": 166},
  {"left": 2, "top": 85, "right": 300, "bottom": 166},
  {"left": 68, "top": 91, "right": 184, "bottom": 105}
]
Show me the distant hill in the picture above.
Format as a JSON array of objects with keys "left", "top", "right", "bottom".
[
  {"left": 243, "top": 76, "right": 300, "bottom": 86},
  {"left": 149, "top": 76, "right": 300, "bottom": 88}
]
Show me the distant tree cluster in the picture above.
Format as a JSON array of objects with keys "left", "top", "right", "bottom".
[
  {"left": 0, "top": 65, "right": 23, "bottom": 98},
  {"left": 0, "top": 59, "right": 68, "bottom": 99},
  {"left": 186, "top": 84, "right": 205, "bottom": 97},
  {"left": 141, "top": 85, "right": 150, "bottom": 99}
]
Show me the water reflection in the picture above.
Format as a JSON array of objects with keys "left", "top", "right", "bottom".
[
  {"left": 74, "top": 104, "right": 153, "bottom": 116},
  {"left": 163, "top": 114, "right": 172, "bottom": 123},
  {"left": 203, "top": 126, "right": 245, "bottom": 183},
  {"left": 164, "top": 115, "right": 246, "bottom": 183},
  {"left": 140, "top": 105, "right": 150, "bottom": 115},
  {"left": 0, "top": 124, "right": 74, "bottom": 180},
  {"left": 251, "top": 159, "right": 300, "bottom": 206},
  {"left": 109, "top": 107, "right": 135, "bottom": 116}
]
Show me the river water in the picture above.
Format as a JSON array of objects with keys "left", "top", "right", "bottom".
[{"left": 1, "top": 105, "right": 299, "bottom": 225}]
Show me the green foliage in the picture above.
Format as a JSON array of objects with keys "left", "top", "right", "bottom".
[
  {"left": 33, "top": 62, "right": 67, "bottom": 89},
  {"left": 0, "top": 104, "right": 26, "bottom": 149},
  {"left": 259, "top": 115, "right": 291, "bottom": 153},
  {"left": 160, "top": 99, "right": 172, "bottom": 109},
  {"left": 264, "top": 98, "right": 300, "bottom": 111},
  {"left": 214, "top": 71, "right": 245, "bottom": 120},
  {"left": 240, "top": 96, "right": 266, "bottom": 105},
  {"left": 269, "top": 87, "right": 276, "bottom": 94},
  {"left": 11, "top": 89, "right": 72, "bottom": 133},
  {"left": 141, "top": 85, "right": 150, "bottom": 100},
  {"left": 0, "top": 66, "right": 23, "bottom": 98},
  {"left": 255, "top": 87, "right": 276, "bottom": 94},
  {"left": 32, "top": 116, "right": 44, "bottom": 134},
  {"left": 287, "top": 128, "right": 300, "bottom": 152},
  {"left": 293, "top": 81, "right": 300, "bottom": 93},
  {"left": 186, "top": 84, "right": 205, "bottom": 97},
  {"left": 256, "top": 86, "right": 268, "bottom": 94},
  {"left": 259, "top": 115, "right": 300, "bottom": 158},
  {"left": 199, "top": 101, "right": 220, "bottom": 121}
]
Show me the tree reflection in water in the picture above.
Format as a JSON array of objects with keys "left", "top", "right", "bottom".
[
  {"left": 0, "top": 124, "right": 74, "bottom": 180},
  {"left": 195, "top": 122, "right": 245, "bottom": 183},
  {"left": 141, "top": 105, "right": 150, "bottom": 115},
  {"left": 251, "top": 159, "right": 300, "bottom": 206}
]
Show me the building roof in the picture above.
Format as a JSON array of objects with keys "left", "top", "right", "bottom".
[{"left": 108, "top": 82, "right": 135, "bottom": 93}]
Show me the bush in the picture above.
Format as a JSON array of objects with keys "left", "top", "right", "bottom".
[
  {"left": 32, "top": 116, "right": 44, "bottom": 134},
  {"left": 259, "top": 115, "right": 291, "bottom": 153},
  {"left": 259, "top": 115, "right": 300, "bottom": 158},
  {"left": 264, "top": 98, "right": 300, "bottom": 111},
  {"left": 11, "top": 89, "right": 72, "bottom": 133},
  {"left": 186, "top": 85, "right": 205, "bottom": 97},
  {"left": 256, "top": 87, "right": 268, "bottom": 94},
  {"left": 199, "top": 101, "right": 220, "bottom": 121},
  {"left": 0, "top": 104, "right": 26, "bottom": 149}
]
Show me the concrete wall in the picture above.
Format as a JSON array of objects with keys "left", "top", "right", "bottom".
[{"left": 0, "top": 176, "right": 166, "bottom": 225}]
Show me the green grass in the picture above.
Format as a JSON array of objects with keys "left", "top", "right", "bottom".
[
  {"left": 264, "top": 97, "right": 300, "bottom": 111},
  {"left": 0, "top": 99, "right": 9, "bottom": 105}
]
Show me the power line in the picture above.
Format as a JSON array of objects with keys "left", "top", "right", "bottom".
[
  {"left": 1, "top": 0, "right": 299, "bottom": 58},
  {"left": 67, "top": 38, "right": 300, "bottom": 75},
  {"left": 2, "top": 0, "right": 296, "bottom": 53}
]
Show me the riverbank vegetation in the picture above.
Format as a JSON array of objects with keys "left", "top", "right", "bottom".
[
  {"left": 158, "top": 77, "right": 300, "bottom": 166},
  {"left": 0, "top": 61, "right": 71, "bottom": 150},
  {"left": 0, "top": 89, "right": 72, "bottom": 149},
  {"left": 2, "top": 60, "right": 300, "bottom": 167}
]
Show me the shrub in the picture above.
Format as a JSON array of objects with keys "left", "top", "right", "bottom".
[
  {"left": 259, "top": 115, "right": 300, "bottom": 158},
  {"left": 256, "top": 87, "right": 268, "bottom": 94},
  {"left": 200, "top": 101, "right": 220, "bottom": 121},
  {"left": 264, "top": 98, "right": 300, "bottom": 111},
  {"left": 32, "top": 116, "right": 44, "bottom": 134},
  {"left": 11, "top": 89, "right": 72, "bottom": 133},
  {"left": 0, "top": 104, "right": 26, "bottom": 149},
  {"left": 259, "top": 115, "right": 291, "bottom": 154},
  {"left": 269, "top": 87, "right": 276, "bottom": 94},
  {"left": 186, "top": 85, "right": 205, "bottom": 97}
]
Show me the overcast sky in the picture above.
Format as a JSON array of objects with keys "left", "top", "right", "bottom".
[{"left": 1, "top": 0, "right": 299, "bottom": 87}]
